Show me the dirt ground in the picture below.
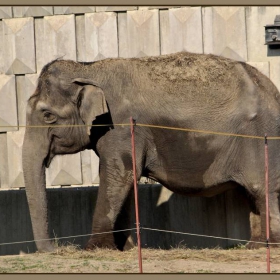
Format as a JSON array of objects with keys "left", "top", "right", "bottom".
[{"left": 1, "top": 244, "right": 280, "bottom": 273}]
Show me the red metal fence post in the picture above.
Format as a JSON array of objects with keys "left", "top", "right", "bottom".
[
  {"left": 265, "top": 134, "right": 270, "bottom": 273},
  {"left": 130, "top": 117, "right": 143, "bottom": 273}
]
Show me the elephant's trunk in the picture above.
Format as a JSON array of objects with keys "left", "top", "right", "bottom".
[{"left": 22, "top": 128, "right": 54, "bottom": 252}]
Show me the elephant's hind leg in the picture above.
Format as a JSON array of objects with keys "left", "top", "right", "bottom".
[{"left": 246, "top": 190, "right": 280, "bottom": 249}]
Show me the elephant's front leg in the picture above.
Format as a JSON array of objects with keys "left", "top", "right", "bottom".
[{"left": 86, "top": 157, "right": 137, "bottom": 250}]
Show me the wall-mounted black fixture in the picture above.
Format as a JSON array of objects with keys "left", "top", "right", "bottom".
[{"left": 265, "top": 15, "right": 280, "bottom": 45}]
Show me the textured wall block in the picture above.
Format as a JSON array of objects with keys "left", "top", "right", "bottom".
[
  {"left": 79, "top": 150, "right": 100, "bottom": 186},
  {"left": 90, "top": 151, "right": 99, "bottom": 184},
  {"left": 117, "top": 13, "right": 129, "bottom": 58},
  {"left": 247, "top": 62, "right": 270, "bottom": 78},
  {"left": 0, "top": 75, "right": 17, "bottom": 132},
  {"left": 76, "top": 15, "right": 86, "bottom": 62},
  {"left": 156, "top": 185, "right": 173, "bottom": 207},
  {"left": 35, "top": 15, "right": 76, "bottom": 73},
  {"left": 0, "top": 133, "right": 9, "bottom": 189},
  {"left": 0, "top": 7, "right": 12, "bottom": 19},
  {"left": 54, "top": 6, "right": 95, "bottom": 15},
  {"left": 246, "top": 6, "right": 280, "bottom": 62},
  {"left": 81, "top": 150, "right": 92, "bottom": 186},
  {"left": 13, "top": 6, "right": 53, "bottom": 17},
  {"left": 76, "top": 12, "right": 118, "bottom": 62},
  {"left": 46, "top": 153, "right": 82, "bottom": 187},
  {"left": 16, "top": 74, "right": 39, "bottom": 127},
  {"left": 2, "top": 17, "right": 36, "bottom": 74},
  {"left": 96, "top": 6, "right": 137, "bottom": 12},
  {"left": 269, "top": 61, "right": 280, "bottom": 93},
  {"left": 138, "top": 6, "right": 181, "bottom": 10},
  {"left": 118, "top": 9, "right": 160, "bottom": 58},
  {"left": 0, "top": 21, "right": 3, "bottom": 74},
  {"left": 203, "top": 7, "right": 247, "bottom": 61},
  {"left": 160, "top": 7, "right": 203, "bottom": 55},
  {"left": 7, "top": 130, "right": 25, "bottom": 188}
]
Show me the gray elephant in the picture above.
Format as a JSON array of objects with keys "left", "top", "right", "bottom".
[{"left": 22, "top": 52, "right": 280, "bottom": 252}]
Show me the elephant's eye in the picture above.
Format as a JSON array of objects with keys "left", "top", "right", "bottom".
[{"left": 43, "top": 111, "right": 57, "bottom": 124}]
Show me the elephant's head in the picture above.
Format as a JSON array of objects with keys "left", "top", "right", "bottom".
[{"left": 22, "top": 60, "right": 108, "bottom": 251}]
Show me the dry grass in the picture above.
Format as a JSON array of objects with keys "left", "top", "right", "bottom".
[
  {"left": 1, "top": 244, "right": 280, "bottom": 273},
  {"left": 49, "top": 242, "right": 280, "bottom": 263}
]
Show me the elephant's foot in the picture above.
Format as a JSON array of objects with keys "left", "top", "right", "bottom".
[
  {"left": 85, "top": 234, "right": 117, "bottom": 251},
  {"left": 85, "top": 233, "right": 135, "bottom": 251}
]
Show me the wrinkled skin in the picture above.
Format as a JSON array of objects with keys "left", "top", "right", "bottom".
[{"left": 22, "top": 52, "right": 280, "bottom": 252}]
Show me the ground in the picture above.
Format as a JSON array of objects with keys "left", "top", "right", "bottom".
[{"left": 1, "top": 244, "right": 280, "bottom": 273}]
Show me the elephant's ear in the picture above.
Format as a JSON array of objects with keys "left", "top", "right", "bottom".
[{"left": 72, "top": 78, "right": 108, "bottom": 135}]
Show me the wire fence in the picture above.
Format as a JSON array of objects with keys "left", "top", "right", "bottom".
[{"left": 1, "top": 227, "right": 280, "bottom": 248}]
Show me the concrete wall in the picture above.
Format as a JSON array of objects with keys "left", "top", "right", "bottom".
[
  {"left": 0, "top": 6, "right": 278, "bottom": 253},
  {"left": 0, "top": 185, "right": 250, "bottom": 255}
]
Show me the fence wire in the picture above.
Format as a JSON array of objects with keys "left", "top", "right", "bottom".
[
  {"left": 0, "top": 228, "right": 136, "bottom": 247},
  {"left": 1, "top": 227, "right": 280, "bottom": 248},
  {"left": 1, "top": 122, "right": 280, "bottom": 140}
]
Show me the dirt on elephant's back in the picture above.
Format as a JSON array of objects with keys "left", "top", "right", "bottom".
[
  {"left": 1, "top": 246, "right": 280, "bottom": 273},
  {"left": 136, "top": 52, "right": 240, "bottom": 85}
]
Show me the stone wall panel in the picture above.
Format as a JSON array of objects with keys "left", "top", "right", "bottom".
[
  {"left": 0, "top": 133, "right": 9, "bottom": 189},
  {"left": 90, "top": 151, "right": 100, "bottom": 184},
  {"left": 119, "top": 9, "right": 160, "bottom": 58},
  {"left": 35, "top": 15, "right": 76, "bottom": 73},
  {"left": 269, "top": 61, "right": 280, "bottom": 93},
  {"left": 2, "top": 17, "right": 36, "bottom": 74},
  {"left": 96, "top": 6, "right": 137, "bottom": 12},
  {"left": 76, "top": 12, "right": 118, "bottom": 62},
  {"left": 76, "top": 15, "right": 86, "bottom": 62},
  {"left": 0, "top": 75, "right": 17, "bottom": 132},
  {"left": 160, "top": 7, "right": 203, "bottom": 55},
  {"left": 81, "top": 150, "right": 92, "bottom": 186},
  {"left": 0, "top": 7, "right": 12, "bottom": 19},
  {"left": 80, "top": 150, "right": 100, "bottom": 186},
  {"left": 46, "top": 154, "right": 83, "bottom": 187},
  {"left": 203, "top": 6, "right": 247, "bottom": 61},
  {"left": 7, "top": 130, "right": 25, "bottom": 188},
  {"left": 0, "top": 21, "right": 3, "bottom": 74},
  {"left": 138, "top": 6, "right": 181, "bottom": 10},
  {"left": 16, "top": 74, "right": 39, "bottom": 127},
  {"left": 117, "top": 13, "right": 129, "bottom": 58},
  {"left": 54, "top": 6, "right": 95, "bottom": 15},
  {"left": 13, "top": 6, "right": 53, "bottom": 17}
]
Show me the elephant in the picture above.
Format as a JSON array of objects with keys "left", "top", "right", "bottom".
[{"left": 22, "top": 51, "right": 280, "bottom": 252}]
